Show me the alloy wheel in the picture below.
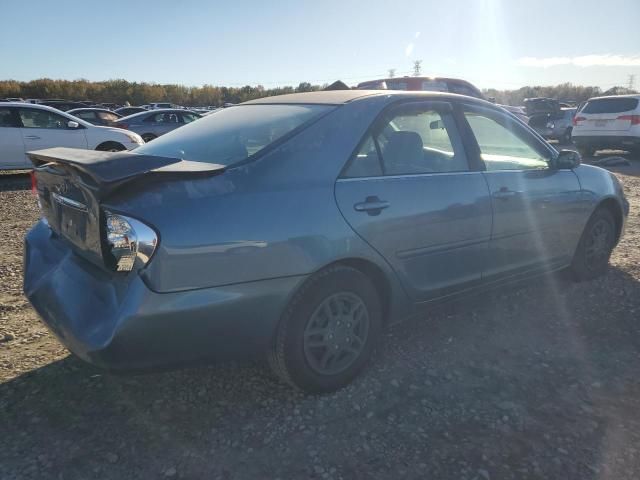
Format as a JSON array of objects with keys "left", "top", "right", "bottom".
[{"left": 303, "top": 292, "right": 370, "bottom": 376}]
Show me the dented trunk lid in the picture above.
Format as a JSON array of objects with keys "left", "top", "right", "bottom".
[{"left": 28, "top": 147, "right": 224, "bottom": 265}]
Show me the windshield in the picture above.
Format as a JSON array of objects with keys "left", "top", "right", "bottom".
[{"left": 135, "top": 104, "right": 333, "bottom": 165}]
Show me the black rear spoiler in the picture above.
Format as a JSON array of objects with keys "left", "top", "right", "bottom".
[{"left": 28, "top": 147, "right": 225, "bottom": 197}]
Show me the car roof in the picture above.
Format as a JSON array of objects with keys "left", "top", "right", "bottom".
[
  {"left": 587, "top": 94, "right": 640, "bottom": 101},
  {"left": 243, "top": 89, "right": 489, "bottom": 106},
  {"left": 244, "top": 90, "right": 385, "bottom": 105},
  {"left": 68, "top": 107, "right": 115, "bottom": 113}
]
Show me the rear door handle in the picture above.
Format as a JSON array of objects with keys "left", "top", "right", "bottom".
[
  {"left": 24, "top": 135, "right": 41, "bottom": 140},
  {"left": 354, "top": 196, "right": 390, "bottom": 215},
  {"left": 493, "top": 187, "right": 518, "bottom": 199}
]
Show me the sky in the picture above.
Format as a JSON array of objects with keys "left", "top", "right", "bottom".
[{"left": 1, "top": 0, "right": 639, "bottom": 91}]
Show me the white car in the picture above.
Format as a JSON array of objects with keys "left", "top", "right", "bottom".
[
  {"left": 572, "top": 94, "right": 640, "bottom": 156},
  {"left": 0, "top": 103, "right": 144, "bottom": 170}
]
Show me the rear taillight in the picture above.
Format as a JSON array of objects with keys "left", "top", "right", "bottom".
[
  {"left": 617, "top": 114, "right": 640, "bottom": 125},
  {"left": 105, "top": 212, "right": 157, "bottom": 272},
  {"left": 573, "top": 116, "right": 586, "bottom": 126}
]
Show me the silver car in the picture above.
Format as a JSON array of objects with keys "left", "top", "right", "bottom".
[
  {"left": 114, "top": 108, "right": 201, "bottom": 142},
  {"left": 24, "top": 91, "right": 629, "bottom": 393}
]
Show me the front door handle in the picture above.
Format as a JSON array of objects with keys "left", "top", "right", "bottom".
[
  {"left": 24, "top": 135, "right": 41, "bottom": 140},
  {"left": 354, "top": 196, "right": 390, "bottom": 216},
  {"left": 493, "top": 187, "right": 518, "bottom": 200}
]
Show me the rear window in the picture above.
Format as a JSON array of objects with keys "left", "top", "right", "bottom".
[
  {"left": 582, "top": 97, "right": 639, "bottom": 114},
  {"left": 134, "top": 104, "right": 333, "bottom": 166}
]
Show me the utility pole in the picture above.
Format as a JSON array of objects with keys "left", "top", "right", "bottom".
[
  {"left": 413, "top": 60, "right": 422, "bottom": 77},
  {"left": 628, "top": 74, "right": 636, "bottom": 91},
  {"left": 388, "top": 69, "right": 396, "bottom": 78}
]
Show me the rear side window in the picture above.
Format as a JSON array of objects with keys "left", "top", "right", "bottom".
[
  {"left": 97, "top": 112, "right": 119, "bottom": 122},
  {"left": 343, "top": 103, "right": 469, "bottom": 177},
  {"left": 74, "top": 111, "right": 96, "bottom": 120},
  {"left": 582, "top": 98, "right": 639, "bottom": 114},
  {"left": 135, "top": 104, "right": 333, "bottom": 166}
]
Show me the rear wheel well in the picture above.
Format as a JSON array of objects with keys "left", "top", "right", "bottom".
[
  {"left": 95, "top": 141, "right": 125, "bottom": 152},
  {"left": 596, "top": 198, "right": 623, "bottom": 244},
  {"left": 329, "top": 258, "right": 391, "bottom": 325}
]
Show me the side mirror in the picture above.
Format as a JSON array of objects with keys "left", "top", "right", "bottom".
[
  {"left": 554, "top": 149, "right": 581, "bottom": 169},
  {"left": 67, "top": 120, "right": 79, "bottom": 129}
]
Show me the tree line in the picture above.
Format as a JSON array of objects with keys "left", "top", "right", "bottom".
[
  {"left": 0, "top": 79, "right": 320, "bottom": 106},
  {"left": 1, "top": 78, "right": 635, "bottom": 107},
  {"left": 483, "top": 82, "right": 637, "bottom": 106}
]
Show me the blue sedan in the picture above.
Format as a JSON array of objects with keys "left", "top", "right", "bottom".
[{"left": 24, "top": 90, "right": 629, "bottom": 392}]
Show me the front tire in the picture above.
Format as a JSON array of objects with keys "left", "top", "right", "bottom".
[
  {"left": 571, "top": 208, "right": 616, "bottom": 281},
  {"left": 268, "top": 265, "right": 382, "bottom": 393}
]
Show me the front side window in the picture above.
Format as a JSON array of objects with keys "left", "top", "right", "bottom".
[
  {"left": 18, "top": 108, "right": 69, "bottom": 129},
  {"left": 0, "top": 108, "right": 18, "bottom": 127},
  {"left": 343, "top": 103, "right": 469, "bottom": 177},
  {"left": 135, "top": 104, "right": 333, "bottom": 166},
  {"left": 463, "top": 106, "right": 551, "bottom": 171}
]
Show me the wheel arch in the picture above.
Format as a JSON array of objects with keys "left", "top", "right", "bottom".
[
  {"left": 594, "top": 197, "right": 624, "bottom": 245},
  {"left": 318, "top": 257, "right": 394, "bottom": 326}
]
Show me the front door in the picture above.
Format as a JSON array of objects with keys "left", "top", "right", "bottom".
[
  {"left": 18, "top": 107, "right": 88, "bottom": 154},
  {"left": 335, "top": 101, "right": 492, "bottom": 301},
  {"left": 0, "top": 107, "right": 27, "bottom": 169},
  {"left": 460, "top": 103, "right": 585, "bottom": 279}
]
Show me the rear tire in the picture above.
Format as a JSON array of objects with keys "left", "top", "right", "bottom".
[
  {"left": 268, "top": 265, "right": 382, "bottom": 393},
  {"left": 141, "top": 133, "right": 157, "bottom": 143},
  {"left": 570, "top": 208, "right": 615, "bottom": 281},
  {"left": 95, "top": 141, "right": 126, "bottom": 152},
  {"left": 561, "top": 127, "right": 572, "bottom": 144}
]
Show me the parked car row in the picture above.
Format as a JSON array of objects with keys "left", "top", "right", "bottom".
[
  {"left": 24, "top": 90, "right": 628, "bottom": 392},
  {"left": 0, "top": 103, "right": 143, "bottom": 169}
]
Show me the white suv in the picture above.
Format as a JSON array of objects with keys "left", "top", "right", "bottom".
[
  {"left": 572, "top": 94, "right": 640, "bottom": 156},
  {"left": 0, "top": 103, "right": 144, "bottom": 170}
]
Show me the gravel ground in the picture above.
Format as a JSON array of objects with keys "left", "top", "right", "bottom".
[{"left": 1, "top": 153, "right": 639, "bottom": 480}]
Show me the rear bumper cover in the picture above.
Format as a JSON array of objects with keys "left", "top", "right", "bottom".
[
  {"left": 572, "top": 135, "right": 640, "bottom": 150},
  {"left": 24, "top": 220, "right": 304, "bottom": 371}
]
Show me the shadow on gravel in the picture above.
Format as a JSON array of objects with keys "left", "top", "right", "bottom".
[
  {"left": 1, "top": 268, "right": 639, "bottom": 479},
  {"left": 0, "top": 171, "right": 31, "bottom": 192}
]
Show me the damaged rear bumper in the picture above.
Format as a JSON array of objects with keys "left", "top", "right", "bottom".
[{"left": 24, "top": 220, "right": 304, "bottom": 371}]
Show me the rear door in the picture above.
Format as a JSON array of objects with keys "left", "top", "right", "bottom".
[
  {"left": 18, "top": 107, "right": 88, "bottom": 152},
  {"left": 575, "top": 97, "right": 640, "bottom": 135},
  {"left": 335, "top": 100, "right": 492, "bottom": 301},
  {"left": 460, "top": 103, "right": 585, "bottom": 279},
  {"left": 0, "top": 107, "right": 27, "bottom": 169}
]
